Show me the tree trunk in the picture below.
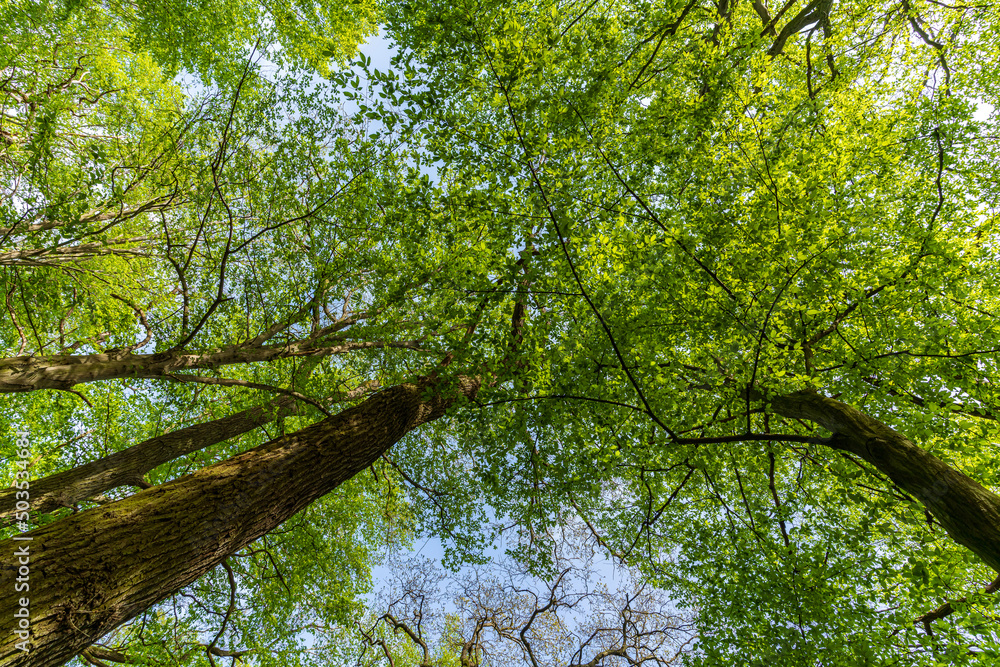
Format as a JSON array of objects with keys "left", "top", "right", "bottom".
[
  {"left": 771, "top": 390, "right": 1000, "bottom": 573},
  {"left": 0, "top": 376, "right": 480, "bottom": 667},
  {"left": 0, "top": 395, "right": 301, "bottom": 526}
]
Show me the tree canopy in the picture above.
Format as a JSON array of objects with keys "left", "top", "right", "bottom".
[{"left": 2, "top": 0, "right": 1000, "bottom": 664}]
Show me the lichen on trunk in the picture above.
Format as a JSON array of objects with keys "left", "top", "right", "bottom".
[{"left": 0, "top": 376, "right": 479, "bottom": 667}]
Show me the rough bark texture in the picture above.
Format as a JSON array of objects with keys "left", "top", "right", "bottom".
[
  {"left": 0, "top": 376, "right": 480, "bottom": 667},
  {"left": 770, "top": 390, "right": 1000, "bottom": 573},
  {"left": 0, "top": 395, "right": 300, "bottom": 526}
]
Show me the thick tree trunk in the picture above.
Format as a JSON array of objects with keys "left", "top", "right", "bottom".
[
  {"left": 771, "top": 390, "right": 1000, "bottom": 573},
  {"left": 0, "top": 376, "right": 480, "bottom": 667},
  {"left": 0, "top": 395, "right": 300, "bottom": 526}
]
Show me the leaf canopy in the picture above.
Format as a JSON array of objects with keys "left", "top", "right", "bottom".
[{"left": 3, "top": 0, "right": 1000, "bottom": 663}]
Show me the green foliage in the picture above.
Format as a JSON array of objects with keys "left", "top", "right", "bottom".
[
  {"left": 4, "top": 0, "right": 1000, "bottom": 663},
  {"left": 375, "top": 0, "right": 1000, "bottom": 662}
]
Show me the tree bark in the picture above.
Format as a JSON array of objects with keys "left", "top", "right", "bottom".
[
  {"left": 0, "top": 375, "right": 480, "bottom": 667},
  {"left": 0, "top": 395, "right": 301, "bottom": 526},
  {"left": 770, "top": 390, "right": 1000, "bottom": 573},
  {"left": 0, "top": 237, "right": 154, "bottom": 267},
  {"left": 0, "top": 338, "right": 419, "bottom": 393}
]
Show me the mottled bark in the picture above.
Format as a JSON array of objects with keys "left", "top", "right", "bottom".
[
  {"left": 770, "top": 390, "right": 1000, "bottom": 573},
  {"left": 0, "top": 349, "right": 288, "bottom": 393},
  {"left": 0, "top": 395, "right": 300, "bottom": 526},
  {"left": 0, "top": 375, "right": 480, "bottom": 667},
  {"left": 0, "top": 338, "right": 418, "bottom": 393},
  {"left": 0, "top": 237, "right": 154, "bottom": 267}
]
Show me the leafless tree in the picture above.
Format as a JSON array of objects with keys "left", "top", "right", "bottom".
[{"left": 354, "top": 524, "right": 697, "bottom": 667}]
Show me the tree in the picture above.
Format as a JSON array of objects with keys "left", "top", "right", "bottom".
[
  {"left": 3, "top": 0, "right": 1000, "bottom": 664},
  {"left": 377, "top": 0, "right": 1000, "bottom": 660},
  {"left": 355, "top": 527, "right": 694, "bottom": 667}
]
